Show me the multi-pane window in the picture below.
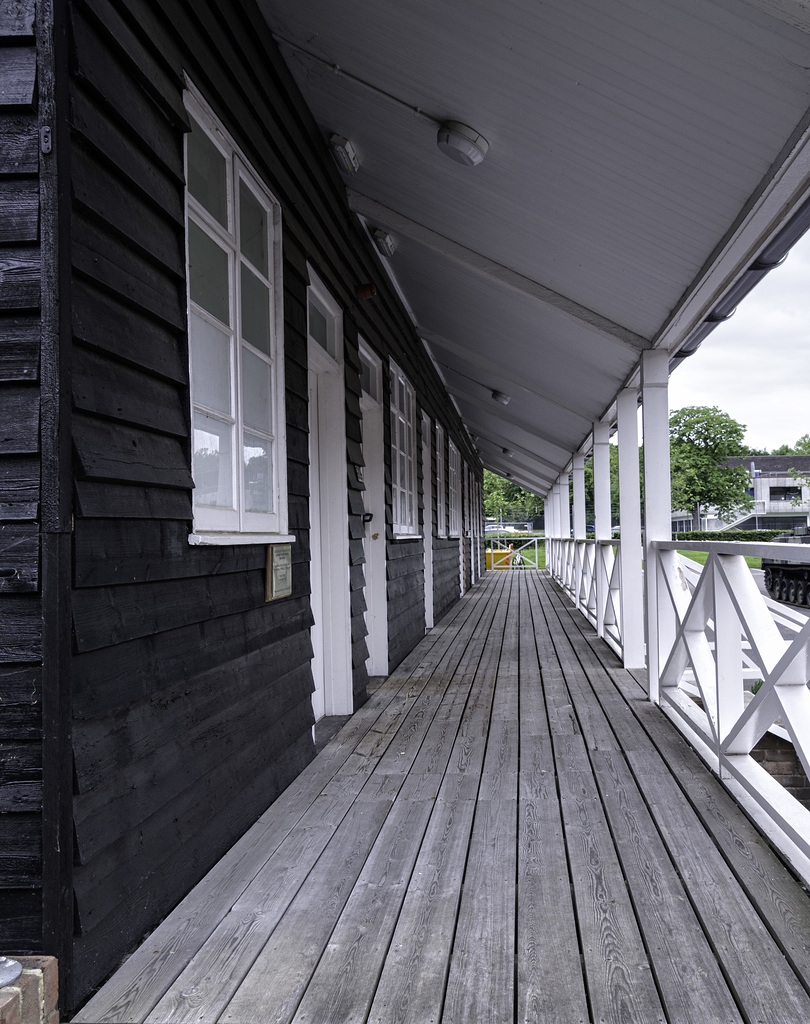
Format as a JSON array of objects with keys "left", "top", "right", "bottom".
[
  {"left": 448, "top": 440, "right": 461, "bottom": 537},
  {"left": 390, "top": 361, "right": 418, "bottom": 536},
  {"left": 185, "top": 90, "right": 286, "bottom": 538},
  {"left": 436, "top": 424, "right": 447, "bottom": 538},
  {"left": 464, "top": 462, "right": 471, "bottom": 534}
]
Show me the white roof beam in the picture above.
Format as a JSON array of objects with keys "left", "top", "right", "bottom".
[
  {"left": 482, "top": 461, "right": 551, "bottom": 497},
  {"left": 447, "top": 387, "right": 574, "bottom": 454},
  {"left": 481, "top": 450, "right": 558, "bottom": 485},
  {"left": 461, "top": 419, "right": 567, "bottom": 478},
  {"left": 348, "top": 191, "right": 650, "bottom": 356},
  {"left": 420, "top": 326, "right": 596, "bottom": 426}
]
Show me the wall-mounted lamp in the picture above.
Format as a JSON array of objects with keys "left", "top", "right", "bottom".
[
  {"left": 491, "top": 390, "right": 510, "bottom": 405},
  {"left": 437, "top": 121, "right": 489, "bottom": 167},
  {"left": 329, "top": 134, "right": 361, "bottom": 174},
  {"left": 372, "top": 229, "right": 396, "bottom": 258}
]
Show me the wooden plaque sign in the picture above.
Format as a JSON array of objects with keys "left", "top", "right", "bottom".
[{"left": 266, "top": 544, "right": 292, "bottom": 601}]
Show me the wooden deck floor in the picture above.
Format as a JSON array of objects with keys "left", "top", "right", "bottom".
[{"left": 74, "top": 570, "right": 810, "bottom": 1024}]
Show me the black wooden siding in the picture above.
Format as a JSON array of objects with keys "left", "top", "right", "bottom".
[
  {"left": 66, "top": 0, "right": 320, "bottom": 1001},
  {"left": 0, "top": 0, "right": 482, "bottom": 1009},
  {"left": 0, "top": 0, "right": 44, "bottom": 955}
]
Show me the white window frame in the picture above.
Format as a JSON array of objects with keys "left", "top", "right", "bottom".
[
  {"left": 390, "top": 360, "right": 418, "bottom": 538},
  {"left": 448, "top": 439, "right": 461, "bottom": 538},
  {"left": 184, "top": 86, "right": 289, "bottom": 545},
  {"left": 307, "top": 270, "right": 343, "bottom": 365},
  {"left": 463, "top": 462, "right": 472, "bottom": 535},
  {"left": 359, "top": 340, "right": 382, "bottom": 405},
  {"left": 436, "top": 424, "right": 447, "bottom": 538}
]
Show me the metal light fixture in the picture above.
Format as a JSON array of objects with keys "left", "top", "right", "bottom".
[
  {"left": 502, "top": 448, "right": 513, "bottom": 458},
  {"left": 329, "top": 134, "right": 360, "bottom": 174},
  {"left": 491, "top": 390, "right": 510, "bottom": 405},
  {"left": 372, "top": 229, "right": 396, "bottom": 258},
  {"left": 437, "top": 121, "right": 489, "bottom": 166}
]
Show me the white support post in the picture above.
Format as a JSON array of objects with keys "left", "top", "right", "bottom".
[
  {"left": 593, "top": 420, "right": 611, "bottom": 637},
  {"left": 641, "top": 349, "right": 672, "bottom": 704},
  {"left": 572, "top": 454, "right": 587, "bottom": 611},
  {"left": 544, "top": 496, "right": 551, "bottom": 572},
  {"left": 560, "top": 472, "right": 571, "bottom": 588},
  {"left": 617, "top": 387, "right": 645, "bottom": 668},
  {"left": 560, "top": 472, "right": 571, "bottom": 539},
  {"left": 572, "top": 455, "right": 586, "bottom": 539}
]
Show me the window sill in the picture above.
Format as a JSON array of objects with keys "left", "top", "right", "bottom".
[
  {"left": 189, "top": 532, "right": 297, "bottom": 546},
  {"left": 393, "top": 532, "right": 422, "bottom": 541}
]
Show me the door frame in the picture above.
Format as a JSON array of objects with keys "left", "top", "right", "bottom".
[{"left": 307, "top": 271, "right": 352, "bottom": 718}]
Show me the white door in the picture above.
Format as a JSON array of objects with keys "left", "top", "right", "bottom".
[{"left": 307, "top": 275, "right": 352, "bottom": 721}]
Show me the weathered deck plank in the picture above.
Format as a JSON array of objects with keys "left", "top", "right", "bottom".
[
  {"left": 537, "top": 573, "right": 810, "bottom": 1023},
  {"left": 517, "top": 572, "right": 590, "bottom": 1024},
  {"left": 74, "top": 571, "right": 810, "bottom": 1024}
]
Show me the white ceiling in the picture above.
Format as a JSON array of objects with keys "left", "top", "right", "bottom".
[{"left": 259, "top": 0, "right": 810, "bottom": 493}]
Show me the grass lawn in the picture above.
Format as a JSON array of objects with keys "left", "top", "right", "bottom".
[
  {"left": 679, "top": 550, "right": 761, "bottom": 570},
  {"left": 487, "top": 541, "right": 546, "bottom": 570}
]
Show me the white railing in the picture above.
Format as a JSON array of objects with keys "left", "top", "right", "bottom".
[
  {"left": 547, "top": 535, "right": 810, "bottom": 867},
  {"left": 652, "top": 540, "right": 810, "bottom": 862},
  {"left": 546, "top": 538, "right": 623, "bottom": 658},
  {"left": 486, "top": 536, "right": 542, "bottom": 570}
]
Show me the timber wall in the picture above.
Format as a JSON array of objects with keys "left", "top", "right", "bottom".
[
  {"left": 62, "top": 0, "right": 479, "bottom": 1008},
  {"left": 0, "top": 0, "right": 44, "bottom": 957}
]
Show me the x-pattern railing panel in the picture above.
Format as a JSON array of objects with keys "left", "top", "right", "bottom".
[
  {"left": 550, "top": 538, "right": 624, "bottom": 658},
  {"left": 654, "top": 542, "right": 810, "bottom": 860}
]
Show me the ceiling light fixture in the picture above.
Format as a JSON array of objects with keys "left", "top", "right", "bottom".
[
  {"left": 437, "top": 121, "right": 489, "bottom": 167},
  {"left": 329, "top": 134, "right": 360, "bottom": 174},
  {"left": 372, "top": 229, "right": 396, "bottom": 258},
  {"left": 491, "top": 390, "right": 510, "bottom": 405},
  {"left": 502, "top": 448, "right": 513, "bottom": 458}
]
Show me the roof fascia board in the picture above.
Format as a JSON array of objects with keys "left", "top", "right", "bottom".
[
  {"left": 656, "top": 109, "right": 810, "bottom": 357},
  {"left": 347, "top": 191, "right": 650, "bottom": 356}
]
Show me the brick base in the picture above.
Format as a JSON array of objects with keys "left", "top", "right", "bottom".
[
  {"left": 752, "top": 732, "right": 810, "bottom": 809},
  {"left": 0, "top": 958, "right": 58, "bottom": 1024}
]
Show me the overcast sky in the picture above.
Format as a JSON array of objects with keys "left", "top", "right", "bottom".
[{"left": 668, "top": 229, "right": 810, "bottom": 453}]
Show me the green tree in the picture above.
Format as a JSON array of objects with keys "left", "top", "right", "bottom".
[
  {"left": 669, "top": 406, "right": 753, "bottom": 526},
  {"left": 765, "top": 434, "right": 810, "bottom": 455},
  {"left": 483, "top": 470, "right": 542, "bottom": 521}
]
